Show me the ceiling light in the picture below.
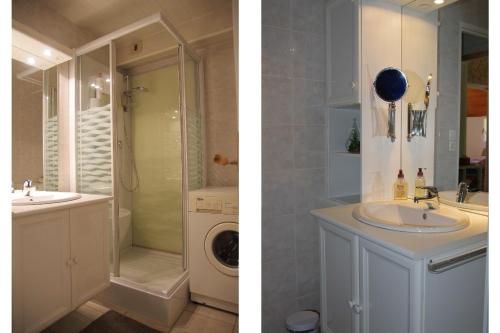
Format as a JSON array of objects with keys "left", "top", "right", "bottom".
[
  {"left": 105, "top": 78, "right": 110, "bottom": 83},
  {"left": 434, "top": 0, "right": 444, "bottom": 4},
  {"left": 27, "top": 57, "right": 35, "bottom": 65},
  {"left": 43, "top": 49, "right": 52, "bottom": 57}
]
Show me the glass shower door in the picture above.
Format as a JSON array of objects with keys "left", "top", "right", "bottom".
[{"left": 75, "top": 44, "right": 118, "bottom": 275}]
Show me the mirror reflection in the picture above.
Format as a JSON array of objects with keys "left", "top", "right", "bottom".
[
  {"left": 12, "top": 58, "right": 59, "bottom": 191},
  {"left": 459, "top": 32, "right": 488, "bottom": 192}
]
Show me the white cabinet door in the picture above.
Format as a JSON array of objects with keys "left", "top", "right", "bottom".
[
  {"left": 69, "top": 203, "right": 110, "bottom": 308},
  {"left": 320, "top": 222, "right": 359, "bottom": 333},
  {"left": 13, "top": 211, "right": 72, "bottom": 333},
  {"left": 359, "top": 239, "right": 421, "bottom": 333},
  {"left": 326, "top": 0, "right": 360, "bottom": 106}
]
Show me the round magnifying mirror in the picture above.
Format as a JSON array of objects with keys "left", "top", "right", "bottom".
[{"left": 373, "top": 67, "right": 408, "bottom": 102}]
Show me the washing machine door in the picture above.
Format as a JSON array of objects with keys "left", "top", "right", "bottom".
[{"left": 204, "top": 222, "right": 238, "bottom": 277}]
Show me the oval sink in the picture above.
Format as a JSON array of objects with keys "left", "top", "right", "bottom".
[
  {"left": 12, "top": 191, "right": 82, "bottom": 206},
  {"left": 440, "top": 191, "right": 488, "bottom": 213},
  {"left": 352, "top": 201, "right": 469, "bottom": 233}
]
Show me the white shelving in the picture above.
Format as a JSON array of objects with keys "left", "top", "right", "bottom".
[{"left": 327, "top": 107, "right": 361, "bottom": 203}]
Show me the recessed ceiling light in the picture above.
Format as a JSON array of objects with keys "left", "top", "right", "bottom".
[
  {"left": 27, "top": 57, "right": 35, "bottom": 65},
  {"left": 434, "top": 0, "right": 444, "bottom": 4},
  {"left": 43, "top": 49, "right": 52, "bottom": 57},
  {"left": 105, "top": 78, "right": 110, "bottom": 83}
]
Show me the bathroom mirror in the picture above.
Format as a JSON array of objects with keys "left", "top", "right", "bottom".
[
  {"left": 12, "top": 58, "right": 62, "bottom": 191},
  {"left": 401, "top": 0, "right": 488, "bottom": 193},
  {"left": 373, "top": 67, "right": 408, "bottom": 142}
]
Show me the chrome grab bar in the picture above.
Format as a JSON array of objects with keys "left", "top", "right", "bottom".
[{"left": 428, "top": 247, "right": 487, "bottom": 274}]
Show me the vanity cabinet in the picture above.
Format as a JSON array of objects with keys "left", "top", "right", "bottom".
[
  {"left": 13, "top": 202, "right": 109, "bottom": 333},
  {"left": 318, "top": 220, "right": 486, "bottom": 333},
  {"left": 326, "top": 0, "right": 361, "bottom": 106}
]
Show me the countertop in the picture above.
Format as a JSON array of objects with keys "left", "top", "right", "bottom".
[
  {"left": 311, "top": 201, "right": 488, "bottom": 260},
  {"left": 12, "top": 194, "right": 112, "bottom": 218}
]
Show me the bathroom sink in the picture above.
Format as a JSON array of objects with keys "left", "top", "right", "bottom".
[
  {"left": 352, "top": 201, "right": 469, "bottom": 233},
  {"left": 12, "top": 191, "right": 82, "bottom": 206},
  {"left": 440, "top": 191, "right": 488, "bottom": 213}
]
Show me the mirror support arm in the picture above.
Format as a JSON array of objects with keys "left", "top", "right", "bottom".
[{"left": 388, "top": 102, "right": 396, "bottom": 142}]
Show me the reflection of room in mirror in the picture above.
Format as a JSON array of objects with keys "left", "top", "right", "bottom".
[
  {"left": 12, "top": 59, "right": 60, "bottom": 191},
  {"left": 12, "top": 59, "right": 43, "bottom": 189}
]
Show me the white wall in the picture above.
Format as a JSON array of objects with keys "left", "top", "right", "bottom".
[
  {"left": 361, "top": 0, "right": 403, "bottom": 202},
  {"left": 401, "top": 7, "right": 438, "bottom": 195},
  {"left": 361, "top": 0, "right": 438, "bottom": 201}
]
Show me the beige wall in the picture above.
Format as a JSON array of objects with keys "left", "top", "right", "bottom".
[
  {"left": 13, "top": 0, "right": 95, "bottom": 49},
  {"left": 12, "top": 60, "right": 43, "bottom": 187},
  {"left": 200, "top": 38, "right": 238, "bottom": 187}
]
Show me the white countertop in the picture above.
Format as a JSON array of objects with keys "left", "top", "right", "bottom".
[
  {"left": 12, "top": 194, "right": 112, "bottom": 218},
  {"left": 311, "top": 202, "right": 488, "bottom": 260}
]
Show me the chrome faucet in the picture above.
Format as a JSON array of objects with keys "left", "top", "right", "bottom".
[
  {"left": 414, "top": 186, "right": 440, "bottom": 210},
  {"left": 457, "top": 182, "right": 469, "bottom": 203},
  {"left": 23, "top": 179, "right": 33, "bottom": 197}
]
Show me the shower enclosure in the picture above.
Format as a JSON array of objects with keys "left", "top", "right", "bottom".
[{"left": 71, "top": 13, "right": 203, "bottom": 330}]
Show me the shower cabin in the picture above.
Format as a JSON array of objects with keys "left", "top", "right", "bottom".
[{"left": 71, "top": 13, "right": 203, "bottom": 330}]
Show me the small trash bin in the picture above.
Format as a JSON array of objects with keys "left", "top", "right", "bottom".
[{"left": 286, "top": 310, "right": 319, "bottom": 333}]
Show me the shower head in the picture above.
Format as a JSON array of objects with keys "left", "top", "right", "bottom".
[
  {"left": 123, "top": 86, "right": 149, "bottom": 96},
  {"left": 132, "top": 86, "right": 149, "bottom": 92}
]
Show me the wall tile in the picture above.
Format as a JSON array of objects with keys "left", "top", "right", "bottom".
[
  {"left": 262, "top": 75, "right": 293, "bottom": 127},
  {"left": 296, "top": 291, "right": 320, "bottom": 312},
  {"left": 261, "top": 296, "right": 297, "bottom": 333},
  {"left": 262, "top": 126, "right": 294, "bottom": 171},
  {"left": 262, "top": 256, "right": 297, "bottom": 304},
  {"left": 291, "top": 31, "right": 326, "bottom": 81},
  {"left": 292, "top": 79, "right": 325, "bottom": 111},
  {"left": 262, "top": 214, "right": 295, "bottom": 263},
  {"left": 262, "top": 0, "right": 290, "bottom": 29},
  {"left": 291, "top": 0, "right": 326, "bottom": 35},
  {"left": 262, "top": 169, "right": 296, "bottom": 216},
  {"left": 293, "top": 125, "right": 325, "bottom": 169},
  {"left": 293, "top": 168, "right": 326, "bottom": 214},
  {"left": 262, "top": 26, "right": 292, "bottom": 77},
  {"left": 294, "top": 105, "right": 325, "bottom": 125}
]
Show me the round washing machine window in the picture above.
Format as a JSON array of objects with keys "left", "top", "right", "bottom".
[{"left": 204, "top": 222, "right": 239, "bottom": 277}]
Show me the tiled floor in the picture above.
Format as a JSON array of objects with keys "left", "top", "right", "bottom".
[{"left": 42, "top": 301, "right": 238, "bottom": 333}]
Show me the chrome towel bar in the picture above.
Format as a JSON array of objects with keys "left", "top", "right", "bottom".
[{"left": 428, "top": 247, "right": 487, "bottom": 274}]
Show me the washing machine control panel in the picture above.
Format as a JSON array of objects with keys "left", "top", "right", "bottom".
[{"left": 188, "top": 188, "right": 239, "bottom": 215}]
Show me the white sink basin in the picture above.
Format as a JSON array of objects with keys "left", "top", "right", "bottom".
[
  {"left": 12, "top": 191, "right": 82, "bottom": 206},
  {"left": 440, "top": 191, "right": 488, "bottom": 213},
  {"left": 353, "top": 201, "right": 470, "bottom": 233}
]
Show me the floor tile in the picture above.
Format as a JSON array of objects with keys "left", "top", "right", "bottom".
[
  {"left": 184, "top": 303, "right": 237, "bottom": 325},
  {"left": 170, "top": 310, "right": 234, "bottom": 333}
]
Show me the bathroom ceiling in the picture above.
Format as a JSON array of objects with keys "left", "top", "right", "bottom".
[{"left": 38, "top": 0, "right": 233, "bottom": 42}]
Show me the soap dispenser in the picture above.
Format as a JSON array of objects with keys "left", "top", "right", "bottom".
[
  {"left": 393, "top": 169, "right": 408, "bottom": 200},
  {"left": 415, "top": 168, "right": 426, "bottom": 197}
]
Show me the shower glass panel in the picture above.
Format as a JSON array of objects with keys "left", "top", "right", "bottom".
[
  {"left": 184, "top": 52, "right": 204, "bottom": 190},
  {"left": 76, "top": 45, "right": 112, "bottom": 196},
  {"left": 129, "top": 59, "right": 183, "bottom": 254}
]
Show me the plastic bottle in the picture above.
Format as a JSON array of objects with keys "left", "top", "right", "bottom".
[
  {"left": 415, "top": 168, "right": 426, "bottom": 197},
  {"left": 393, "top": 169, "right": 408, "bottom": 200}
]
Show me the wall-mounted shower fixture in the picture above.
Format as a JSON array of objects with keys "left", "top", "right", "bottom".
[
  {"left": 373, "top": 67, "right": 409, "bottom": 142},
  {"left": 407, "top": 74, "right": 432, "bottom": 141},
  {"left": 121, "top": 84, "right": 149, "bottom": 112}
]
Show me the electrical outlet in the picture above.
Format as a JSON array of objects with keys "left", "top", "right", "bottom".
[
  {"left": 449, "top": 141, "right": 456, "bottom": 152},
  {"left": 448, "top": 129, "right": 456, "bottom": 141}
]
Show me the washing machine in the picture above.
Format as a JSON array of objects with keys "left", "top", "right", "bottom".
[{"left": 188, "top": 187, "right": 238, "bottom": 313}]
